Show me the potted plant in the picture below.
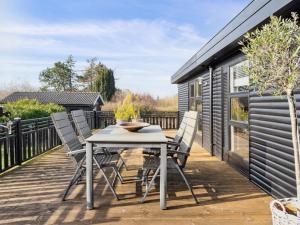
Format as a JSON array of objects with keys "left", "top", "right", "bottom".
[
  {"left": 240, "top": 13, "right": 300, "bottom": 224},
  {"left": 114, "top": 92, "right": 140, "bottom": 124}
]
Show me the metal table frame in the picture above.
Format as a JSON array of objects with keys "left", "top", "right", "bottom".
[{"left": 85, "top": 125, "right": 168, "bottom": 210}]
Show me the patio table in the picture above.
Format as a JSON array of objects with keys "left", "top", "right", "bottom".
[{"left": 85, "top": 125, "right": 168, "bottom": 210}]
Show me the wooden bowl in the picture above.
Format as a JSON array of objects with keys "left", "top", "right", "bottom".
[{"left": 117, "top": 122, "right": 150, "bottom": 132}]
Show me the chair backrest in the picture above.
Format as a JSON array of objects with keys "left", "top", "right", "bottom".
[
  {"left": 173, "top": 111, "right": 189, "bottom": 143},
  {"left": 177, "top": 111, "right": 198, "bottom": 168},
  {"left": 71, "top": 110, "right": 92, "bottom": 140},
  {"left": 51, "top": 112, "right": 84, "bottom": 163}
]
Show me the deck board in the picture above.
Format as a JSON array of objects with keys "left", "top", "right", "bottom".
[{"left": 0, "top": 130, "right": 272, "bottom": 225}]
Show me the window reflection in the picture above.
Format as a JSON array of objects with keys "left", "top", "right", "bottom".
[
  {"left": 190, "top": 84, "right": 195, "bottom": 98},
  {"left": 231, "top": 97, "right": 248, "bottom": 122},
  {"left": 196, "top": 79, "right": 202, "bottom": 97},
  {"left": 231, "top": 126, "right": 249, "bottom": 161},
  {"left": 189, "top": 98, "right": 196, "bottom": 111},
  {"left": 230, "top": 61, "right": 249, "bottom": 93}
]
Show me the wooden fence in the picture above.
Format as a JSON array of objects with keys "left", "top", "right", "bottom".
[{"left": 0, "top": 111, "right": 178, "bottom": 173}]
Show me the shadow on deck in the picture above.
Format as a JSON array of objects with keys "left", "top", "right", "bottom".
[{"left": 0, "top": 131, "right": 272, "bottom": 225}]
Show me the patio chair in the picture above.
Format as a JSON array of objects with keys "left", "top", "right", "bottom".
[
  {"left": 70, "top": 110, "right": 127, "bottom": 169},
  {"left": 51, "top": 112, "right": 123, "bottom": 201},
  {"left": 142, "top": 111, "right": 189, "bottom": 156},
  {"left": 141, "top": 111, "right": 199, "bottom": 204}
]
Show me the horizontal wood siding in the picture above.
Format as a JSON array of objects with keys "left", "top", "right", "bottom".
[
  {"left": 212, "top": 68, "right": 223, "bottom": 159},
  {"left": 178, "top": 82, "right": 189, "bottom": 123},
  {"left": 202, "top": 73, "right": 211, "bottom": 152},
  {"left": 223, "top": 70, "right": 229, "bottom": 153},
  {"left": 249, "top": 93, "right": 298, "bottom": 198}
]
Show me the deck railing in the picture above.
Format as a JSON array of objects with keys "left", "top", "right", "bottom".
[{"left": 0, "top": 110, "right": 178, "bottom": 173}]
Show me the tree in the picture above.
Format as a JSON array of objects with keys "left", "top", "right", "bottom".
[
  {"left": 92, "top": 64, "right": 116, "bottom": 101},
  {"left": 78, "top": 58, "right": 116, "bottom": 101},
  {"left": 39, "top": 55, "right": 77, "bottom": 91},
  {"left": 240, "top": 13, "right": 300, "bottom": 214},
  {"left": 77, "top": 57, "right": 98, "bottom": 90}
]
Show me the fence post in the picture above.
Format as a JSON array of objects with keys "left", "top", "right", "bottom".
[
  {"left": 47, "top": 118, "right": 51, "bottom": 150},
  {"left": 177, "top": 111, "right": 180, "bottom": 129},
  {"left": 93, "top": 110, "right": 97, "bottom": 129},
  {"left": 14, "top": 118, "right": 22, "bottom": 165}
]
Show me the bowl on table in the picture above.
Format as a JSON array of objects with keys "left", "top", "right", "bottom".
[{"left": 116, "top": 122, "right": 150, "bottom": 132}]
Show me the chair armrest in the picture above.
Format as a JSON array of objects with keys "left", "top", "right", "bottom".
[
  {"left": 67, "top": 149, "right": 86, "bottom": 156},
  {"left": 167, "top": 142, "right": 180, "bottom": 147},
  {"left": 167, "top": 149, "right": 189, "bottom": 156},
  {"left": 165, "top": 135, "right": 175, "bottom": 140}
]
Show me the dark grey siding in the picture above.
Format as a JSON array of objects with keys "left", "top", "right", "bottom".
[
  {"left": 223, "top": 70, "right": 229, "bottom": 153},
  {"left": 202, "top": 73, "right": 211, "bottom": 152},
  {"left": 212, "top": 68, "right": 223, "bottom": 159},
  {"left": 178, "top": 82, "right": 189, "bottom": 123},
  {"left": 249, "top": 93, "right": 297, "bottom": 198}
]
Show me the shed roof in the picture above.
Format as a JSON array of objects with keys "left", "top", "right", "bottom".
[
  {"left": 0, "top": 92, "right": 104, "bottom": 106},
  {"left": 171, "top": 0, "right": 298, "bottom": 84}
]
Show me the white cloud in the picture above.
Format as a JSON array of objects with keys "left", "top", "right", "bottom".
[{"left": 0, "top": 19, "right": 207, "bottom": 97}]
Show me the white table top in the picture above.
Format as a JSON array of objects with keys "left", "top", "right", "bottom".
[{"left": 86, "top": 125, "right": 168, "bottom": 144}]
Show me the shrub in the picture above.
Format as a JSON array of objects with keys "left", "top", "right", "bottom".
[
  {"left": 114, "top": 93, "right": 140, "bottom": 121},
  {"left": 0, "top": 99, "right": 65, "bottom": 122}
]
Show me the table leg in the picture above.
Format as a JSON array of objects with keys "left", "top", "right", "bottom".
[
  {"left": 86, "top": 142, "right": 94, "bottom": 210},
  {"left": 160, "top": 143, "right": 167, "bottom": 210}
]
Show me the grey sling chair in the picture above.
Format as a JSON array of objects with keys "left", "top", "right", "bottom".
[
  {"left": 71, "top": 109, "right": 128, "bottom": 170},
  {"left": 141, "top": 111, "right": 199, "bottom": 204},
  {"left": 142, "top": 111, "right": 189, "bottom": 156},
  {"left": 141, "top": 111, "right": 189, "bottom": 183},
  {"left": 51, "top": 112, "right": 123, "bottom": 201}
]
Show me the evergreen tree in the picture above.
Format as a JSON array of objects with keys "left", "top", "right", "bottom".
[
  {"left": 39, "top": 55, "right": 77, "bottom": 91},
  {"left": 77, "top": 57, "right": 98, "bottom": 90},
  {"left": 92, "top": 64, "right": 116, "bottom": 101}
]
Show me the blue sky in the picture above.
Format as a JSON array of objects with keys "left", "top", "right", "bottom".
[{"left": 0, "top": 0, "right": 250, "bottom": 97}]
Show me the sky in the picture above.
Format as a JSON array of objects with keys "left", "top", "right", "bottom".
[{"left": 0, "top": 0, "right": 250, "bottom": 97}]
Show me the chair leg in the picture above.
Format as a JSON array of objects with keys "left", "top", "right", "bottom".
[
  {"left": 141, "top": 167, "right": 160, "bottom": 203},
  {"left": 119, "top": 155, "right": 128, "bottom": 171},
  {"left": 141, "top": 169, "right": 149, "bottom": 186},
  {"left": 113, "top": 165, "right": 124, "bottom": 183},
  {"left": 174, "top": 164, "right": 199, "bottom": 204},
  {"left": 62, "top": 165, "right": 83, "bottom": 201},
  {"left": 100, "top": 168, "right": 120, "bottom": 200},
  {"left": 93, "top": 156, "right": 119, "bottom": 200}
]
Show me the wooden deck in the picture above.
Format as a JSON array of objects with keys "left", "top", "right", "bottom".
[{"left": 0, "top": 131, "right": 272, "bottom": 225}]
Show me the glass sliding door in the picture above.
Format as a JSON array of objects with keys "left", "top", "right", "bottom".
[
  {"left": 229, "top": 60, "right": 249, "bottom": 174},
  {"left": 189, "top": 78, "right": 203, "bottom": 146}
]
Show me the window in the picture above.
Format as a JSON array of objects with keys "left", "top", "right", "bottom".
[
  {"left": 230, "top": 60, "right": 249, "bottom": 93},
  {"left": 230, "top": 97, "right": 248, "bottom": 122},
  {"left": 189, "top": 79, "right": 202, "bottom": 111},
  {"left": 229, "top": 60, "right": 249, "bottom": 161},
  {"left": 189, "top": 83, "right": 195, "bottom": 110},
  {"left": 189, "top": 78, "right": 203, "bottom": 146},
  {"left": 231, "top": 126, "right": 249, "bottom": 160}
]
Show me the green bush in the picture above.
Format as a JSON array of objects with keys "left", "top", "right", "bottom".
[
  {"left": 0, "top": 99, "right": 65, "bottom": 122},
  {"left": 114, "top": 93, "right": 140, "bottom": 121}
]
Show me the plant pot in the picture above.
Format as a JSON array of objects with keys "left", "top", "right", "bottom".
[{"left": 270, "top": 198, "right": 300, "bottom": 225}]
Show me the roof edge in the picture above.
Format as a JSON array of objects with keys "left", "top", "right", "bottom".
[{"left": 171, "top": 0, "right": 294, "bottom": 84}]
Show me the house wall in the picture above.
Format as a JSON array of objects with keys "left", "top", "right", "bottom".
[
  {"left": 178, "top": 83, "right": 189, "bottom": 122},
  {"left": 177, "top": 52, "right": 297, "bottom": 198},
  {"left": 64, "top": 105, "right": 94, "bottom": 113},
  {"left": 249, "top": 93, "right": 297, "bottom": 198},
  {"left": 202, "top": 72, "right": 211, "bottom": 152}
]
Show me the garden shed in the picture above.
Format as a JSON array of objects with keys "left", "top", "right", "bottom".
[
  {"left": 0, "top": 91, "right": 104, "bottom": 112},
  {"left": 172, "top": 0, "right": 300, "bottom": 198}
]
